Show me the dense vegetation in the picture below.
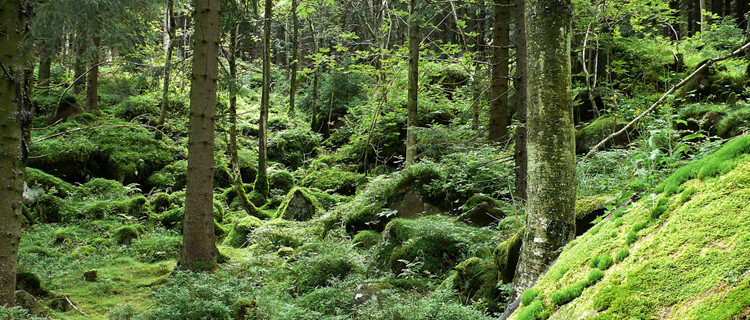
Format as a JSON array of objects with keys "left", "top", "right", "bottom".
[{"left": 1, "top": 0, "right": 750, "bottom": 319}]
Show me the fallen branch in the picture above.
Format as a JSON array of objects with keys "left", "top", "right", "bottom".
[
  {"left": 32, "top": 124, "right": 159, "bottom": 144},
  {"left": 63, "top": 296, "right": 88, "bottom": 317},
  {"left": 582, "top": 41, "right": 750, "bottom": 163}
]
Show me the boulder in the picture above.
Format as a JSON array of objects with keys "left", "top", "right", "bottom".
[
  {"left": 388, "top": 188, "right": 441, "bottom": 219},
  {"left": 15, "top": 290, "right": 48, "bottom": 316},
  {"left": 279, "top": 188, "right": 318, "bottom": 221}
]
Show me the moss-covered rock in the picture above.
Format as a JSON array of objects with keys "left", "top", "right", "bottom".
[
  {"left": 301, "top": 166, "right": 366, "bottom": 195},
  {"left": 374, "top": 215, "right": 497, "bottom": 279},
  {"left": 452, "top": 257, "right": 505, "bottom": 313},
  {"left": 222, "top": 216, "right": 263, "bottom": 248},
  {"left": 575, "top": 115, "right": 637, "bottom": 154},
  {"left": 267, "top": 128, "right": 322, "bottom": 169},
  {"left": 352, "top": 230, "right": 381, "bottom": 249},
  {"left": 717, "top": 107, "right": 750, "bottom": 139},
  {"left": 575, "top": 195, "right": 613, "bottom": 236},
  {"left": 270, "top": 170, "right": 295, "bottom": 193},
  {"left": 149, "top": 192, "right": 172, "bottom": 213},
  {"left": 277, "top": 188, "right": 320, "bottom": 221},
  {"left": 113, "top": 225, "right": 140, "bottom": 245},
  {"left": 15, "top": 272, "right": 48, "bottom": 297},
  {"left": 291, "top": 242, "right": 363, "bottom": 293},
  {"left": 35, "top": 194, "right": 75, "bottom": 223},
  {"left": 25, "top": 167, "right": 76, "bottom": 199},
  {"left": 128, "top": 195, "right": 150, "bottom": 218},
  {"left": 82, "top": 200, "right": 129, "bottom": 219},
  {"left": 494, "top": 227, "right": 524, "bottom": 283},
  {"left": 81, "top": 178, "right": 127, "bottom": 199},
  {"left": 15, "top": 290, "right": 49, "bottom": 317},
  {"left": 457, "top": 195, "right": 511, "bottom": 227}
]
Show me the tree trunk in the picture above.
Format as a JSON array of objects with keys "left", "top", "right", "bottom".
[
  {"left": 513, "top": 0, "right": 575, "bottom": 297},
  {"left": 158, "top": 0, "right": 175, "bottom": 133},
  {"left": 405, "top": 0, "right": 420, "bottom": 165},
  {"left": 472, "top": 0, "right": 487, "bottom": 131},
  {"left": 489, "top": 0, "right": 510, "bottom": 141},
  {"left": 73, "top": 33, "right": 86, "bottom": 94},
  {"left": 85, "top": 33, "right": 100, "bottom": 112},
  {"left": 38, "top": 52, "right": 51, "bottom": 86},
  {"left": 711, "top": 0, "right": 722, "bottom": 16},
  {"left": 0, "top": 0, "right": 32, "bottom": 306},
  {"left": 700, "top": 0, "right": 707, "bottom": 35},
  {"left": 288, "top": 0, "right": 299, "bottom": 117},
  {"left": 514, "top": 0, "right": 528, "bottom": 201},
  {"left": 739, "top": 0, "right": 748, "bottom": 31},
  {"left": 181, "top": 0, "right": 221, "bottom": 271},
  {"left": 254, "top": 0, "right": 272, "bottom": 197},
  {"left": 309, "top": 18, "right": 320, "bottom": 133}
]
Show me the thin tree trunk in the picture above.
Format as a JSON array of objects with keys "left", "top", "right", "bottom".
[
  {"left": 73, "top": 33, "right": 86, "bottom": 94},
  {"left": 309, "top": 18, "right": 320, "bottom": 133},
  {"left": 38, "top": 51, "right": 51, "bottom": 86},
  {"left": 513, "top": 0, "right": 575, "bottom": 297},
  {"left": 405, "top": 0, "right": 420, "bottom": 165},
  {"left": 489, "top": 0, "right": 510, "bottom": 141},
  {"left": 739, "top": 0, "right": 748, "bottom": 31},
  {"left": 228, "top": 25, "right": 263, "bottom": 217},
  {"left": 158, "top": 0, "right": 175, "bottom": 133},
  {"left": 513, "top": 0, "right": 527, "bottom": 201},
  {"left": 254, "top": 0, "right": 272, "bottom": 197},
  {"left": 85, "top": 32, "right": 100, "bottom": 112},
  {"left": 181, "top": 0, "right": 221, "bottom": 271},
  {"left": 0, "top": 0, "right": 32, "bottom": 306},
  {"left": 288, "top": 0, "right": 299, "bottom": 117},
  {"left": 700, "top": 0, "right": 707, "bottom": 35}
]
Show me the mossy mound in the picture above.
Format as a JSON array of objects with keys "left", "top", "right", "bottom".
[
  {"left": 277, "top": 188, "right": 321, "bottom": 221},
  {"left": 717, "top": 107, "right": 750, "bottom": 139},
  {"left": 457, "top": 195, "right": 513, "bottom": 227},
  {"left": 113, "top": 225, "right": 140, "bottom": 245},
  {"left": 374, "top": 215, "right": 498, "bottom": 279},
  {"left": 222, "top": 216, "right": 263, "bottom": 248},
  {"left": 575, "top": 195, "right": 613, "bottom": 237},
  {"left": 290, "top": 242, "right": 364, "bottom": 293},
  {"left": 35, "top": 194, "right": 76, "bottom": 223},
  {"left": 575, "top": 115, "right": 637, "bottom": 154},
  {"left": 493, "top": 227, "right": 524, "bottom": 283},
  {"left": 80, "top": 178, "right": 127, "bottom": 200},
  {"left": 507, "top": 146, "right": 750, "bottom": 319},
  {"left": 267, "top": 128, "right": 322, "bottom": 169},
  {"left": 344, "top": 162, "right": 446, "bottom": 234},
  {"left": 29, "top": 117, "right": 179, "bottom": 186},
  {"left": 25, "top": 167, "right": 76, "bottom": 198},
  {"left": 301, "top": 166, "right": 366, "bottom": 195},
  {"left": 352, "top": 230, "right": 381, "bottom": 249},
  {"left": 451, "top": 257, "right": 506, "bottom": 313},
  {"left": 675, "top": 103, "right": 729, "bottom": 137},
  {"left": 269, "top": 170, "right": 295, "bottom": 193}
]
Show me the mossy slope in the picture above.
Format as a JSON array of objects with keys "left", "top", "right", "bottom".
[{"left": 510, "top": 136, "right": 750, "bottom": 320}]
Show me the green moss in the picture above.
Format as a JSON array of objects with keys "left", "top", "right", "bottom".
[
  {"left": 36, "top": 194, "right": 75, "bottom": 223},
  {"left": 597, "top": 254, "right": 613, "bottom": 270},
  {"left": 82, "top": 200, "right": 129, "bottom": 219},
  {"left": 521, "top": 288, "right": 539, "bottom": 306},
  {"left": 269, "top": 170, "right": 295, "bottom": 193},
  {"left": 301, "top": 166, "right": 366, "bottom": 195},
  {"left": 494, "top": 227, "right": 524, "bottom": 283},
  {"left": 149, "top": 192, "right": 172, "bottom": 213},
  {"left": 276, "top": 187, "right": 321, "bottom": 221},
  {"left": 588, "top": 269, "right": 605, "bottom": 284},
  {"left": 146, "top": 160, "right": 187, "bottom": 191},
  {"left": 576, "top": 115, "right": 631, "bottom": 153},
  {"left": 717, "top": 108, "right": 750, "bottom": 138},
  {"left": 128, "top": 195, "right": 150, "bottom": 218},
  {"left": 222, "top": 216, "right": 263, "bottom": 248},
  {"left": 248, "top": 190, "right": 266, "bottom": 207},
  {"left": 614, "top": 248, "right": 630, "bottom": 262},
  {"left": 297, "top": 287, "right": 354, "bottom": 316},
  {"left": 352, "top": 230, "right": 380, "bottom": 249},
  {"left": 589, "top": 256, "right": 601, "bottom": 269},
  {"left": 154, "top": 207, "right": 184, "bottom": 229},
  {"left": 113, "top": 225, "right": 140, "bottom": 245},
  {"left": 679, "top": 186, "right": 696, "bottom": 204},
  {"left": 518, "top": 300, "right": 546, "bottom": 320},
  {"left": 452, "top": 257, "right": 502, "bottom": 312},
  {"left": 551, "top": 282, "right": 586, "bottom": 306},
  {"left": 25, "top": 167, "right": 76, "bottom": 198},
  {"left": 656, "top": 135, "right": 750, "bottom": 196},
  {"left": 575, "top": 195, "right": 611, "bottom": 220},
  {"left": 81, "top": 178, "right": 127, "bottom": 199},
  {"left": 291, "top": 242, "right": 363, "bottom": 293}
]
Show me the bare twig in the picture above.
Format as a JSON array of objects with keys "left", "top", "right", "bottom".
[
  {"left": 581, "top": 41, "right": 750, "bottom": 162},
  {"left": 63, "top": 296, "right": 88, "bottom": 317}
]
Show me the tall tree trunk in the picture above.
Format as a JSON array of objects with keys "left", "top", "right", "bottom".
[
  {"left": 0, "top": 0, "right": 32, "bottom": 306},
  {"left": 309, "top": 18, "right": 320, "bottom": 133},
  {"left": 73, "top": 33, "right": 86, "bottom": 94},
  {"left": 514, "top": 0, "right": 528, "bottom": 201},
  {"left": 700, "top": 0, "right": 707, "bottom": 35},
  {"left": 85, "top": 32, "right": 100, "bottom": 112},
  {"left": 471, "top": 0, "right": 487, "bottom": 131},
  {"left": 158, "top": 0, "right": 176, "bottom": 133},
  {"left": 288, "top": 0, "right": 299, "bottom": 117},
  {"left": 405, "top": 0, "right": 420, "bottom": 165},
  {"left": 228, "top": 25, "right": 261, "bottom": 217},
  {"left": 38, "top": 51, "right": 51, "bottom": 86},
  {"left": 489, "top": 0, "right": 510, "bottom": 141},
  {"left": 181, "top": 0, "right": 221, "bottom": 271},
  {"left": 739, "top": 0, "right": 748, "bottom": 31},
  {"left": 254, "top": 0, "right": 272, "bottom": 197},
  {"left": 711, "top": 0, "right": 722, "bottom": 16},
  {"left": 513, "top": 0, "right": 575, "bottom": 297}
]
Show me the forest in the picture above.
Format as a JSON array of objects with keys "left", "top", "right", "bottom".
[{"left": 1, "top": 0, "right": 750, "bottom": 319}]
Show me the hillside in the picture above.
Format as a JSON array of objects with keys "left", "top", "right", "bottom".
[{"left": 510, "top": 136, "right": 750, "bottom": 320}]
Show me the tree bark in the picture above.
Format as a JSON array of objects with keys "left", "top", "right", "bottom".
[
  {"left": 489, "top": 0, "right": 510, "bottom": 141},
  {"left": 73, "top": 33, "right": 86, "bottom": 94},
  {"left": 288, "top": 0, "right": 299, "bottom": 117},
  {"left": 85, "top": 32, "right": 100, "bottom": 112},
  {"left": 513, "top": 0, "right": 528, "bottom": 201},
  {"left": 38, "top": 51, "right": 52, "bottom": 86},
  {"left": 309, "top": 18, "right": 320, "bottom": 133},
  {"left": 739, "top": 0, "right": 748, "bottom": 31},
  {"left": 254, "top": 0, "right": 272, "bottom": 197},
  {"left": 181, "top": 0, "right": 221, "bottom": 271},
  {"left": 699, "top": 0, "right": 707, "bottom": 35},
  {"left": 513, "top": 0, "right": 575, "bottom": 297},
  {"left": 158, "top": 0, "right": 175, "bottom": 133},
  {"left": 405, "top": 0, "right": 420, "bottom": 165},
  {"left": 0, "top": 0, "right": 32, "bottom": 306}
]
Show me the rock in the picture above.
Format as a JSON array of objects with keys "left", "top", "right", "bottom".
[
  {"left": 573, "top": 89, "right": 605, "bottom": 125},
  {"left": 494, "top": 228, "right": 524, "bottom": 283},
  {"left": 457, "top": 203, "right": 500, "bottom": 227},
  {"left": 353, "top": 283, "right": 384, "bottom": 307},
  {"left": 113, "top": 226, "right": 139, "bottom": 245},
  {"left": 575, "top": 115, "right": 637, "bottom": 154},
  {"left": 16, "top": 272, "right": 48, "bottom": 297},
  {"left": 47, "top": 297, "right": 72, "bottom": 312},
  {"left": 222, "top": 216, "right": 263, "bottom": 248},
  {"left": 15, "top": 290, "right": 48, "bottom": 316},
  {"left": 84, "top": 269, "right": 98, "bottom": 282},
  {"left": 280, "top": 188, "right": 317, "bottom": 221},
  {"left": 388, "top": 188, "right": 440, "bottom": 219}
]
